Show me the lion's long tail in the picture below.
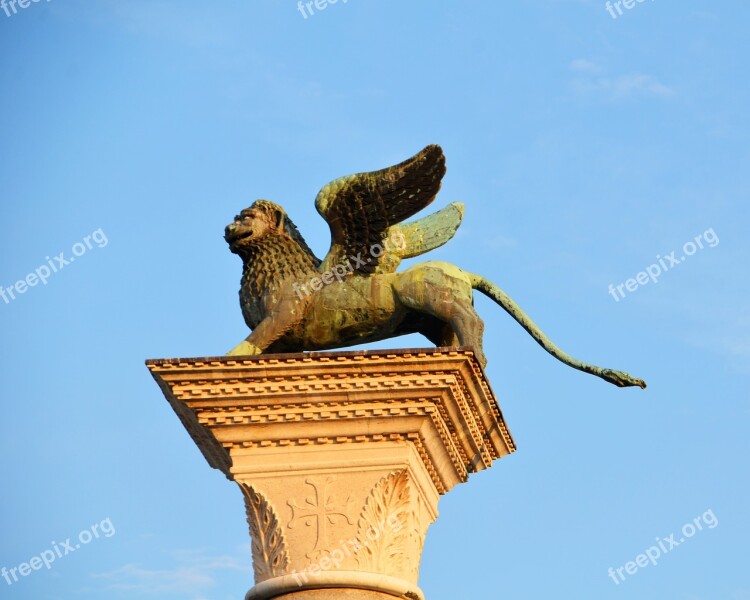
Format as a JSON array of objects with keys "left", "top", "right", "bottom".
[{"left": 470, "top": 274, "right": 647, "bottom": 389}]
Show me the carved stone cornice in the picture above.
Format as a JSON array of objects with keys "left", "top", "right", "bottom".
[{"left": 147, "top": 347, "right": 514, "bottom": 489}]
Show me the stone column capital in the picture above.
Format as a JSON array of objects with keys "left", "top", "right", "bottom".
[{"left": 148, "top": 348, "right": 515, "bottom": 599}]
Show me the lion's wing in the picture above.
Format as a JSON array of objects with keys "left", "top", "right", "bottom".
[
  {"left": 315, "top": 144, "right": 447, "bottom": 275},
  {"left": 387, "top": 202, "right": 464, "bottom": 258}
]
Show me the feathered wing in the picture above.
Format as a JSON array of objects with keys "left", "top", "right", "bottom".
[
  {"left": 387, "top": 201, "right": 464, "bottom": 259},
  {"left": 315, "top": 144, "right": 455, "bottom": 275}
]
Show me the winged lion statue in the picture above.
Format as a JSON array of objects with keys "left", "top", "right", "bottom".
[{"left": 225, "top": 144, "right": 646, "bottom": 389}]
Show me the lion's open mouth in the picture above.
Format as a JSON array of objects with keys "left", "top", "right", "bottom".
[{"left": 225, "top": 224, "right": 254, "bottom": 245}]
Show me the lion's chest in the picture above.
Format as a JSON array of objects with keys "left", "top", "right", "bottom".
[{"left": 239, "top": 272, "right": 270, "bottom": 329}]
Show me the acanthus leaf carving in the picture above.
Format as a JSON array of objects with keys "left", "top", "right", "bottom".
[
  {"left": 242, "top": 485, "right": 291, "bottom": 582},
  {"left": 354, "top": 470, "right": 413, "bottom": 574}
]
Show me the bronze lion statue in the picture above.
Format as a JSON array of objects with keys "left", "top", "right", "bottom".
[{"left": 225, "top": 144, "right": 645, "bottom": 388}]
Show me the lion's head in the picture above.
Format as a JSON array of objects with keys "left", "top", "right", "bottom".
[
  {"left": 225, "top": 200, "right": 286, "bottom": 255},
  {"left": 225, "top": 200, "right": 321, "bottom": 270}
]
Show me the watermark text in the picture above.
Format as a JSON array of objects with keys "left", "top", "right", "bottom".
[
  {"left": 293, "top": 231, "right": 405, "bottom": 299},
  {"left": 608, "top": 509, "right": 718, "bottom": 585},
  {"left": 2, "top": 0, "right": 52, "bottom": 19},
  {"left": 2, "top": 517, "right": 116, "bottom": 587},
  {"left": 297, "top": 0, "right": 349, "bottom": 19},
  {"left": 605, "top": 0, "right": 654, "bottom": 20},
  {"left": 1, "top": 228, "right": 108, "bottom": 306},
  {"left": 292, "top": 513, "right": 402, "bottom": 586},
  {"left": 608, "top": 227, "right": 718, "bottom": 302}
]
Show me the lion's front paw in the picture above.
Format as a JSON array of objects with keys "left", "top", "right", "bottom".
[{"left": 226, "top": 341, "right": 263, "bottom": 356}]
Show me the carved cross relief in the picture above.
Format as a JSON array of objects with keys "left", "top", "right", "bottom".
[{"left": 287, "top": 476, "right": 356, "bottom": 558}]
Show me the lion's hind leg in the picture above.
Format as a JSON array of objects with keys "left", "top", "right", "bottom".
[
  {"left": 440, "top": 299, "right": 487, "bottom": 367},
  {"left": 394, "top": 262, "right": 487, "bottom": 367},
  {"left": 421, "top": 319, "right": 460, "bottom": 349}
]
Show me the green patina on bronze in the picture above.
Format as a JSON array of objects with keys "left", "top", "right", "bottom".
[{"left": 225, "top": 144, "right": 646, "bottom": 389}]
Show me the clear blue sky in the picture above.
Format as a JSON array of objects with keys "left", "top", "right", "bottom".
[{"left": 1, "top": 1, "right": 748, "bottom": 599}]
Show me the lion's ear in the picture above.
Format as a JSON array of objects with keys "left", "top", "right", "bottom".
[{"left": 274, "top": 208, "right": 284, "bottom": 231}]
